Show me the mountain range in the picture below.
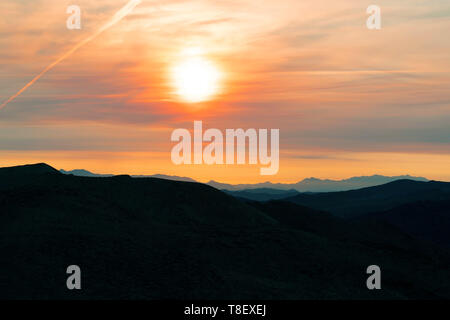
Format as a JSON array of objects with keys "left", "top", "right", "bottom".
[
  {"left": 1, "top": 163, "right": 450, "bottom": 299},
  {"left": 206, "top": 175, "right": 429, "bottom": 192},
  {"left": 60, "top": 169, "right": 196, "bottom": 182},
  {"left": 60, "top": 168, "right": 428, "bottom": 192},
  {"left": 285, "top": 179, "right": 450, "bottom": 218}
]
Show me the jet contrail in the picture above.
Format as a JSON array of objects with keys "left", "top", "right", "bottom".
[{"left": 0, "top": 0, "right": 142, "bottom": 110}]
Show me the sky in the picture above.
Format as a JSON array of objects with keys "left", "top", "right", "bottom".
[{"left": 0, "top": 0, "right": 449, "bottom": 183}]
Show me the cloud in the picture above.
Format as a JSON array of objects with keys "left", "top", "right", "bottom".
[{"left": 0, "top": 0, "right": 142, "bottom": 111}]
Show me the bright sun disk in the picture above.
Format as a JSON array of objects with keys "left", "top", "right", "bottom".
[{"left": 171, "top": 52, "right": 221, "bottom": 103}]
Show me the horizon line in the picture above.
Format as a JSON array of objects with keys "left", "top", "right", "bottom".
[{"left": 1, "top": 162, "right": 444, "bottom": 185}]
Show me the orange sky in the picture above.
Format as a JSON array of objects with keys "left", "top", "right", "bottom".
[{"left": 0, "top": 0, "right": 449, "bottom": 183}]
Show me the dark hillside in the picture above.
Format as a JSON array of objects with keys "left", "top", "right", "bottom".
[{"left": 1, "top": 164, "right": 449, "bottom": 299}]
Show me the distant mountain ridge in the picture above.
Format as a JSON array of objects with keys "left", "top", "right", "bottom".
[
  {"left": 60, "top": 168, "right": 196, "bottom": 183},
  {"left": 285, "top": 179, "right": 450, "bottom": 218},
  {"left": 60, "top": 168, "right": 429, "bottom": 192},
  {"left": 207, "top": 174, "right": 428, "bottom": 192},
  {"left": 60, "top": 169, "right": 113, "bottom": 177}
]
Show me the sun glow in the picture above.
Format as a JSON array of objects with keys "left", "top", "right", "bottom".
[{"left": 171, "top": 49, "right": 222, "bottom": 103}]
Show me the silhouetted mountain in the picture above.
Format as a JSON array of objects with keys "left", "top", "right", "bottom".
[
  {"left": 1, "top": 163, "right": 450, "bottom": 299},
  {"left": 60, "top": 169, "right": 113, "bottom": 177},
  {"left": 135, "top": 174, "right": 196, "bottom": 183},
  {"left": 285, "top": 179, "right": 450, "bottom": 218},
  {"left": 207, "top": 175, "right": 428, "bottom": 192},
  {"left": 60, "top": 168, "right": 196, "bottom": 182},
  {"left": 223, "top": 188, "right": 300, "bottom": 201},
  {"left": 60, "top": 168, "right": 429, "bottom": 192},
  {"left": 1, "top": 163, "right": 60, "bottom": 176}
]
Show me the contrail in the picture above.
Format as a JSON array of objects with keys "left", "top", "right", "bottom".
[{"left": 0, "top": 0, "right": 142, "bottom": 110}]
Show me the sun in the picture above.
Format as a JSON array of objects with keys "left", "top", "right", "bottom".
[{"left": 171, "top": 49, "right": 222, "bottom": 103}]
